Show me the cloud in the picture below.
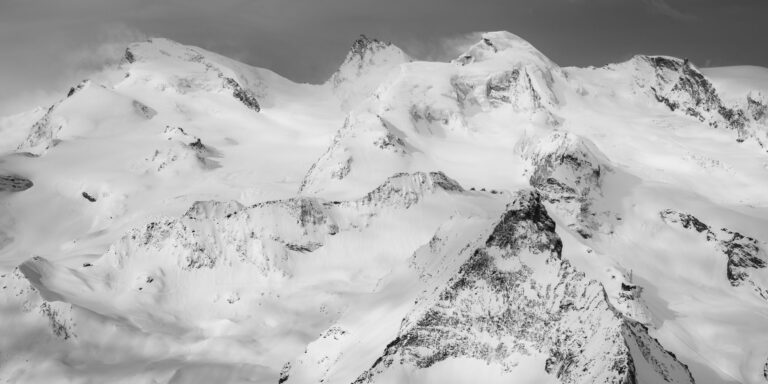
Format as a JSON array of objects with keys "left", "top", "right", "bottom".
[
  {"left": 0, "top": 23, "right": 147, "bottom": 116},
  {"left": 400, "top": 32, "right": 483, "bottom": 62},
  {"left": 643, "top": 0, "right": 697, "bottom": 21},
  {"left": 64, "top": 24, "right": 147, "bottom": 77}
]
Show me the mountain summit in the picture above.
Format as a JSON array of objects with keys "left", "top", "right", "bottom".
[{"left": 1, "top": 31, "right": 768, "bottom": 384}]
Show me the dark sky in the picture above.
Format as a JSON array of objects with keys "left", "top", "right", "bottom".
[{"left": 0, "top": 0, "right": 765, "bottom": 115}]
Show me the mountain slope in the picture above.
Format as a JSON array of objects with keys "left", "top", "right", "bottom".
[{"left": 1, "top": 31, "right": 768, "bottom": 384}]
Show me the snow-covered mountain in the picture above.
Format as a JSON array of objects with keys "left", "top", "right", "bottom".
[{"left": 1, "top": 31, "right": 768, "bottom": 384}]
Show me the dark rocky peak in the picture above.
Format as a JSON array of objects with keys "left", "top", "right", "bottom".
[
  {"left": 486, "top": 190, "right": 561, "bottom": 256},
  {"left": 341, "top": 188, "right": 694, "bottom": 384},
  {"left": 349, "top": 34, "right": 392, "bottom": 62}
]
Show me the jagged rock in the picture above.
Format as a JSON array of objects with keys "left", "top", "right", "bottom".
[
  {"left": 660, "top": 209, "right": 768, "bottom": 300},
  {"left": 329, "top": 35, "right": 411, "bottom": 110},
  {"left": 658, "top": 209, "right": 716, "bottom": 240},
  {"left": 521, "top": 131, "right": 610, "bottom": 238},
  {"left": 223, "top": 77, "right": 261, "bottom": 112},
  {"left": 66, "top": 80, "right": 89, "bottom": 98},
  {"left": 351, "top": 171, "right": 462, "bottom": 209},
  {"left": 764, "top": 359, "right": 768, "bottom": 381},
  {"left": 288, "top": 190, "right": 694, "bottom": 384},
  {"left": 299, "top": 113, "right": 415, "bottom": 196},
  {"left": 124, "top": 47, "right": 136, "bottom": 64},
  {"left": 279, "top": 362, "right": 291, "bottom": 384},
  {"left": 632, "top": 55, "right": 753, "bottom": 142},
  {"left": 81, "top": 192, "right": 97, "bottom": 202},
  {"left": 449, "top": 33, "right": 561, "bottom": 124},
  {"left": 17, "top": 105, "right": 60, "bottom": 155},
  {"left": 747, "top": 92, "right": 767, "bottom": 122},
  {"left": 0, "top": 268, "right": 76, "bottom": 340},
  {"left": 0, "top": 175, "right": 33, "bottom": 192}
]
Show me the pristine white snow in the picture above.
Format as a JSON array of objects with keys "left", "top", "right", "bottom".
[{"left": 1, "top": 31, "right": 768, "bottom": 384}]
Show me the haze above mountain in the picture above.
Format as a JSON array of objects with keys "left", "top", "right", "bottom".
[{"left": 1, "top": 31, "right": 767, "bottom": 384}]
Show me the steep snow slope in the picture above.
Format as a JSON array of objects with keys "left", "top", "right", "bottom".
[
  {"left": 0, "top": 37, "right": 346, "bottom": 272},
  {"left": 2, "top": 31, "right": 768, "bottom": 384},
  {"left": 329, "top": 35, "right": 412, "bottom": 111}
]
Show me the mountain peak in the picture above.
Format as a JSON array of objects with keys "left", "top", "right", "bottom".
[
  {"left": 349, "top": 34, "right": 391, "bottom": 60},
  {"left": 330, "top": 34, "right": 412, "bottom": 110},
  {"left": 455, "top": 31, "right": 557, "bottom": 69}
]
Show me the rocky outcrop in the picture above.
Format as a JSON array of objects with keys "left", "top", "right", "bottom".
[
  {"left": 146, "top": 126, "right": 220, "bottom": 172},
  {"left": 66, "top": 80, "right": 89, "bottom": 98},
  {"left": 123, "top": 47, "right": 136, "bottom": 64},
  {"left": 344, "top": 171, "right": 463, "bottom": 211},
  {"left": 0, "top": 268, "right": 75, "bottom": 340},
  {"left": 285, "top": 190, "right": 694, "bottom": 384},
  {"left": 223, "top": 77, "right": 260, "bottom": 112},
  {"left": 449, "top": 32, "right": 562, "bottom": 124},
  {"left": 298, "top": 113, "right": 416, "bottom": 196},
  {"left": 521, "top": 131, "right": 610, "bottom": 239},
  {"left": 451, "top": 67, "right": 560, "bottom": 124},
  {"left": 660, "top": 209, "right": 768, "bottom": 300},
  {"left": 0, "top": 175, "right": 33, "bottom": 192},
  {"left": 60, "top": 170, "right": 457, "bottom": 283},
  {"left": 631, "top": 56, "right": 753, "bottom": 142},
  {"left": 329, "top": 35, "right": 412, "bottom": 110},
  {"left": 17, "top": 105, "right": 61, "bottom": 156},
  {"left": 747, "top": 92, "right": 767, "bottom": 122}
]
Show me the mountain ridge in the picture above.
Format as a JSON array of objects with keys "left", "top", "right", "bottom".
[{"left": 1, "top": 31, "right": 767, "bottom": 384}]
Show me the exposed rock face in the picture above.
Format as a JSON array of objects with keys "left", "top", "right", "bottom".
[
  {"left": 0, "top": 268, "right": 75, "bottom": 340},
  {"left": 633, "top": 56, "right": 752, "bottom": 142},
  {"left": 285, "top": 190, "right": 694, "bottom": 384},
  {"left": 660, "top": 209, "right": 768, "bottom": 300},
  {"left": 223, "top": 77, "right": 261, "bottom": 112},
  {"left": 123, "top": 47, "right": 136, "bottom": 64},
  {"left": 146, "top": 126, "right": 220, "bottom": 172},
  {"left": 451, "top": 67, "right": 560, "bottom": 124},
  {"left": 67, "top": 80, "right": 89, "bottom": 98},
  {"left": 17, "top": 105, "right": 61, "bottom": 156},
  {"left": 747, "top": 92, "right": 767, "bottom": 122},
  {"left": 330, "top": 35, "right": 412, "bottom": 110},
  {"left": 0, "top": 175, "right": 33, "bottom": 192},
  {"left": 345, "top": 171, "right": 463, "bottom": 211},
  {"left": 298, "top": 113, "right": 415, "bottom": 196},
  {"left": 449, "top": 32, "right": 562, "bottom": 124},
  {"left": 521, "top": 131, "right": 610, "bottom": 239}
]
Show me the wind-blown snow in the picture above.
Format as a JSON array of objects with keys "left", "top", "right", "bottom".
[{"left": 1, "top": 31, "right": 768, "bottom": 384}]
